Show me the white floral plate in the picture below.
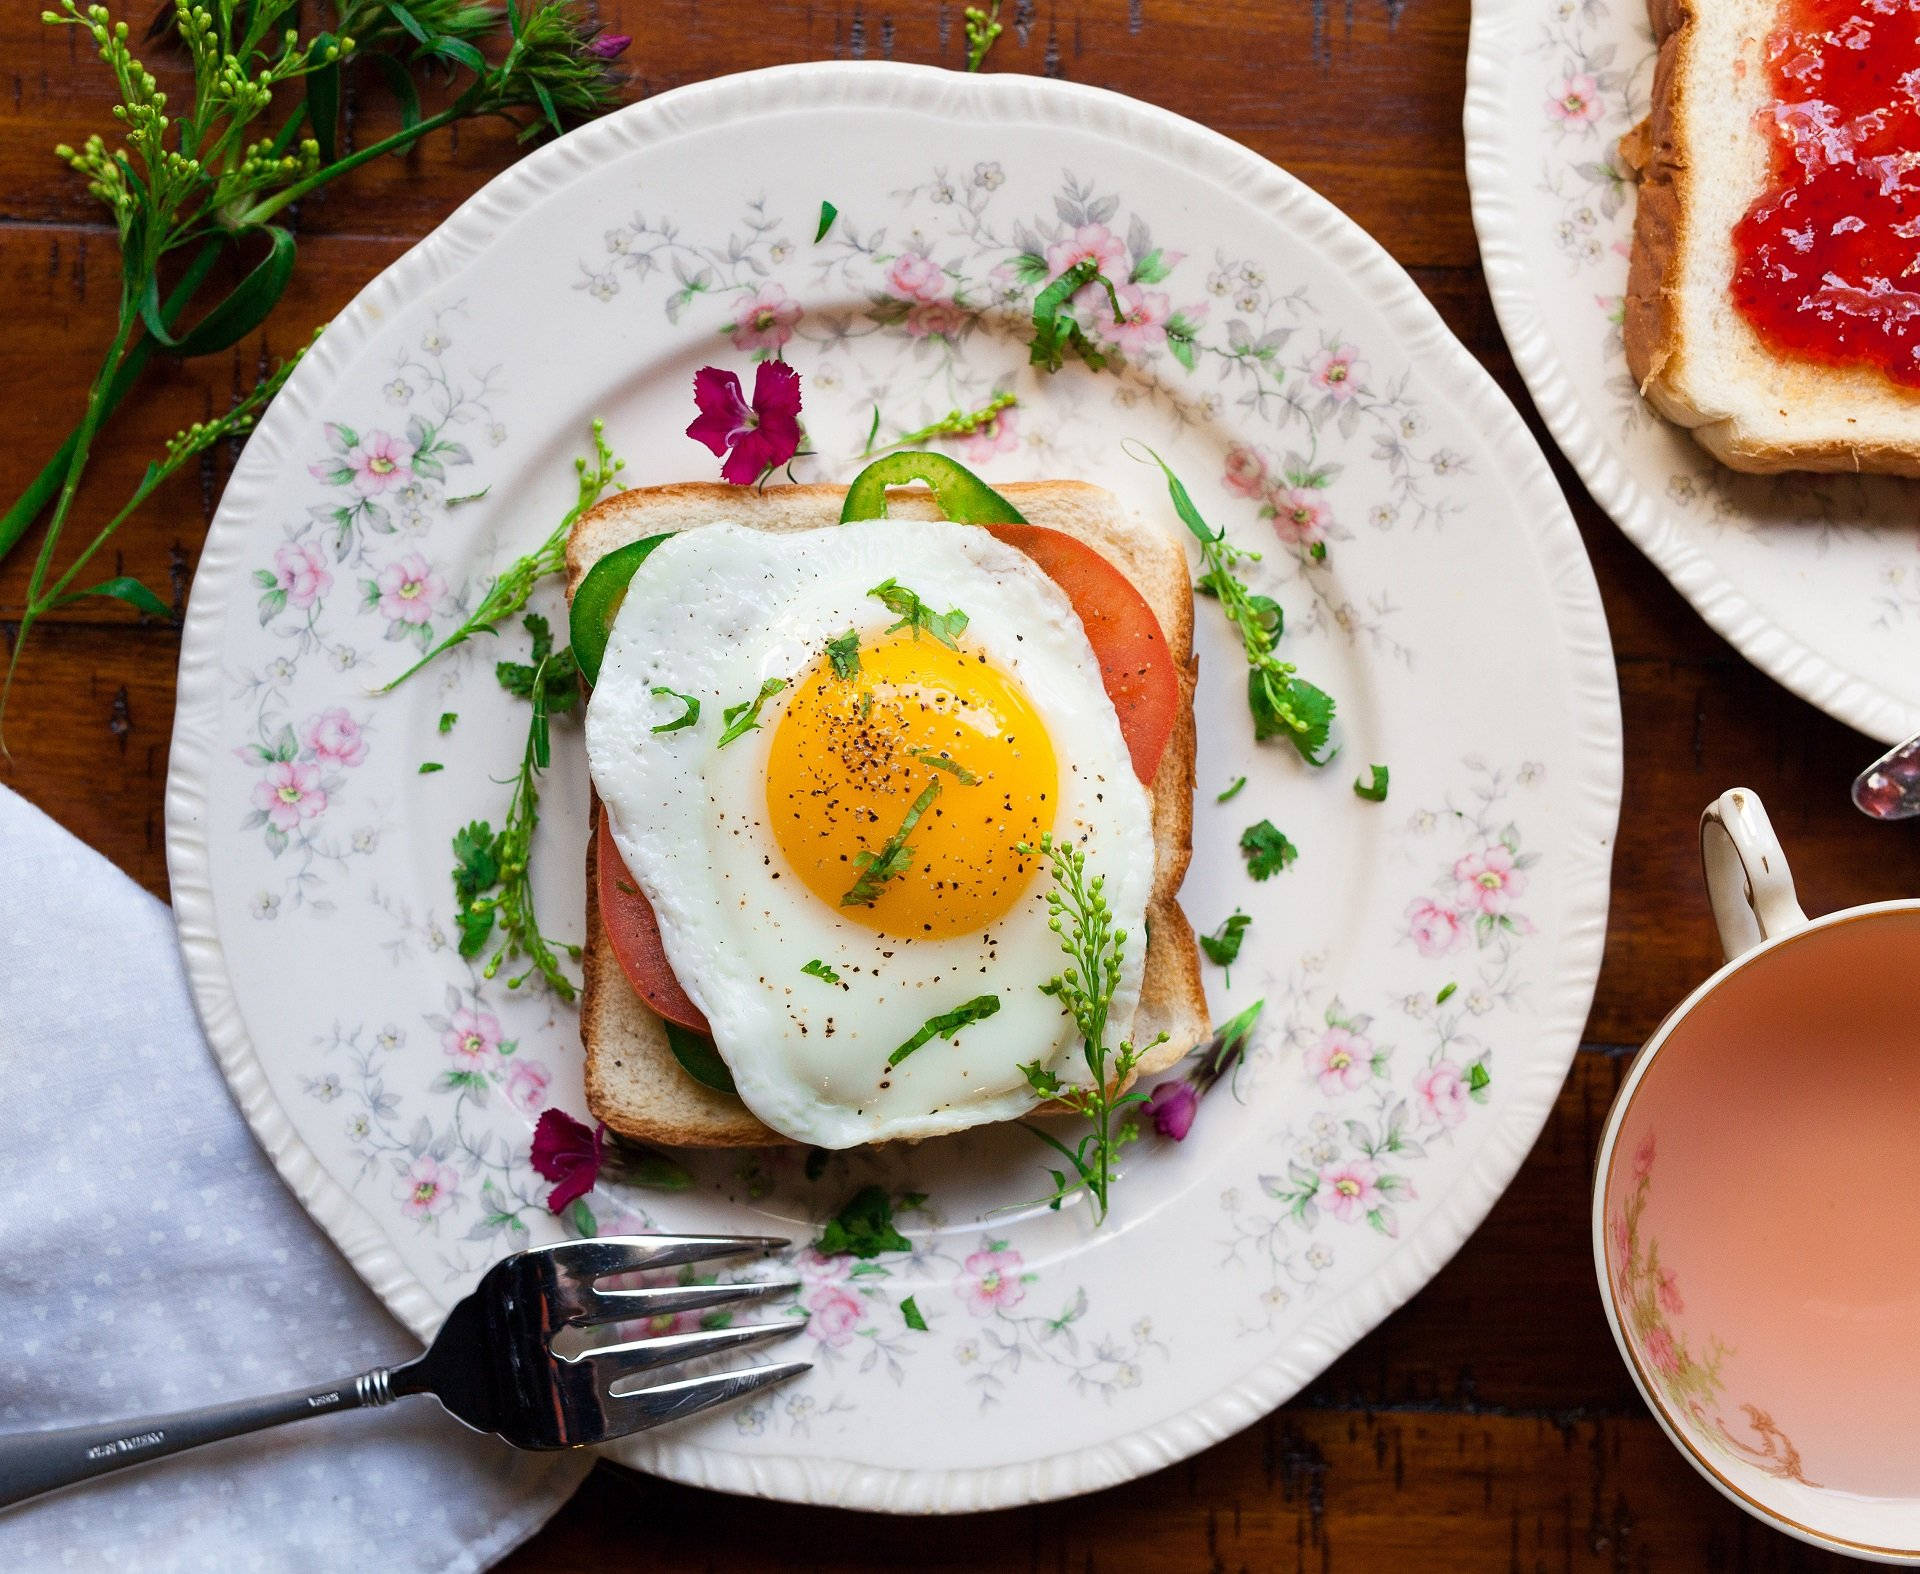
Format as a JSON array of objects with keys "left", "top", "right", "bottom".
[
  {"left": 166, "top": 63, "right": 1621, "bottom": 1512},
  {"left": 1465, "top": 0, "right": 1920, "bottom": 746}
]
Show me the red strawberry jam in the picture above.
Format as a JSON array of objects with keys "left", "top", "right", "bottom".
[{"left": 1729, "top": 0, "right": 1920, "bottom": 386}]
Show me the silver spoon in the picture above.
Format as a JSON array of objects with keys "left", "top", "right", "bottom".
[{"left": 1853, "top": 730, "right": 1920, "bottom": 820}]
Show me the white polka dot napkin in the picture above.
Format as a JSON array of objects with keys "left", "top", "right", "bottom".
[{"left": 0, "top": 787, "right": 591, "bottom": 1572}]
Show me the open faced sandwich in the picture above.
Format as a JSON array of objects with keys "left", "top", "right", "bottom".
[{"left": 566, "top": 456, "right": 1206, "bottom": 1150}]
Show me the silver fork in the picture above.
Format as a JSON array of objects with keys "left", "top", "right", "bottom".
[{"left": 0, "top": 1235, "right": 807, "bottom": 1511}]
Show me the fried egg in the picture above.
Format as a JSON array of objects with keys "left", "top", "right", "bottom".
[{"left": 584, "top": 517, "right": 1153, "bottom": 1148}]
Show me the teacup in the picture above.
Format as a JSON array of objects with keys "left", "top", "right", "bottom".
[{"left": 1593, "top": 788, "right": 1920, "bottom": 1561}]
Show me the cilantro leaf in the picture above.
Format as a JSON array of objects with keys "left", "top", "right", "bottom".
[
  {"left": 1200, "top": 910, "right": 1251, "bottom": 976},
  {"left": 438, "top": 712, "right": 457, "bottom": 734},
  {"left": 815, "top": 200, "right": 838, "bottom": 242},
  {"left": 868, "top": 578, "right": 969, "bottom": 648},
  {"left": 826, "top": 628, "right": 860, "bottom": 679},
  {"left": 900, "top": 1294, "right": 928, "bottom": 1331},
  {"left": 650, "top": 686, "right": 700, "bottom": 734},
  {"left": 1353, "top": 764, "right": 1390, "bottom": 802},
  {"left": 814, "top": 1184, "right": 910, "bottom": 1258},
  {"left": 888, "top": 994, "right": 1000, "bottom": 1068},
  {"left": 841, "top": 778, "right": 941, "bottom": 907},
  {"left": 717, "top": 677, "right": 787, "bottom": 747},
  {"left": 418, "top": 761, "right": 443, "bottom": 774},
  {"left": 1239, "top": 820, "right": 1298, "bottom": 880},
  {"left": 1029, "top": 256, "right": 1119, "bottom": 374},
  {"left": 802, "top": 958, "right": 841, "bottom": 984}
]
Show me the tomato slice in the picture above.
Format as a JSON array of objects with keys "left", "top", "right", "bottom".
[{"left": 594, "top": 527, "right": 1180, "bottom": 1028}]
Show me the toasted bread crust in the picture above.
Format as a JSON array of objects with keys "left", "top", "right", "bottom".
[{"left": 573, "top": 481, "right": 1207, "bottom": 1148}]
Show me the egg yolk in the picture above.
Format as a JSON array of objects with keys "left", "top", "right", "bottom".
[{"left": 764, "top": 630, "right": 1058, "bottom": 939}]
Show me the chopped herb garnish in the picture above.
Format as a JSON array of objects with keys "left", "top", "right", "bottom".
[
  {"left": 888, "top": 994, "right": 1001, "bottom": 1068},
  {"left": 900, "top": 1294, "right": 928, "bottom": 1331},
  {"left": 1029, "top": 255, "right": 1121, "bottom": 374},
  {"left": 826, "top": 628, "right": 860, "bottom": 679},
  {"left": 1468, "top": 1062, "right": 1491, "bottom": 1093},
  {"left": 1131, "top": 444, "right": 1336, "bottom": 764},
  {"left": 802, "top": 958, "right": 841, "bottom": 984},
  {"left": 418, "top": 761, "right": 444, "bottom": 774},
  {"left": 495, "top": 613, "right": 580, "bottom": 770},
  {"left": 717, "top": 677, "right": 786, "bottom": 747},
  {"left": 815, "top": 200, "right": 838, "bottom": 242},
  {"left": 1200, "top": 911, "right": 1251, "bottom": 981},
  {"left": 438, "top": 712, "right": 458, "bottom": 734},
  {"left": 916, "top": 751, "right": 980, "bottom": 785},
  {"left": 445, "top": 488, "right": 491, "bottom": 507},
  {"left": 814, "top": 1184, "right": 910, "bottom": 1258},
  {"left": 868, "top": 578, "right": 969, "bottom": 648},
  {"left": 1354, "top": 764, "right": 1390, "bottom": 802},
  {"left": 841, "top": 778, "right": 941, "bottom": 907},
  {"left": 1217, "top": 775, "right": 1248, "bottom": 803},
  {"left": 1239, "top": 819, "right": 1297, "bottom": 880},
  {"left": 649, "top": 686, "right": 700, "bottom": 734},
  {"left": 1436, "top": 982, "right": 1458, "bottom": 1006}
]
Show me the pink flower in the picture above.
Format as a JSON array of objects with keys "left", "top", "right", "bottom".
[
  {"left": 300, "top": 707, "right": 367, "bottom": 769},
  {"left": 959, "top": 1247, "right": 1026, "bottom": 1315},
  {"left": 1547, "top": 73, "right": 1604, "bottom": 125},
  {"left": 1314, "top": 1159, "right": 1384, "bottom": 1224},
  {"left": 1414, "top": 1060, "right": 1469, "bottom": 1127},
  {"left": 1644, "top": 1325, "right": 1682, "bottom": 1378},
  {"left": 886, "top": 252, "right": 949, "bottom": 303},
  {"left": 1657, "top": 1268, "right": 1685, "bottom": 1317},
  {"left": 503, "top": 1059, "right": 552, "bottom": 1116},
  {"left": 1081, "top": 281, "right": 1171, "bottom": 357},
  {"left": 1223, "top": 443, "right": 1269, "bottom": 498},
  {"left": 1305, "top": 1027, "right": 1372, "bottom": 1096},
  {"left": 794, "top": 1246, "right": 852, "bottom": 1282},
  {"left": 273, "top": 542, "right": 333, "bottom": 609},
  {"left": 727, "top": 283, "right": 802, "bottom": 353},
  {"left": 1406, "top": 897, "right": 1468, "bottom": 957},
  {"left": 1145, "top": 1080, "right": 1199, "bottom": 1140},
  {"left": 1634, "top": 1131, "right": 1657, "bottom": 1183},
  {"left": 1308, "top": 344, "right": 1368, "bottom": 402},
  {"left": 442, "top": 1007, "right": 503, "bottom": 1069},
  {"left": 346, "top": 431, "right": 413, "bottom": 495},
  {"left": 530, "top": 1108, "right": 603, "bottom": 1213},
  {"left": 805, "top": 1285, "right": 863, "bottom": 1348},
  {"left": 1045, "top": 222, "right": 1127, "bottom": 282},
  {"left": 251, "top": 761, "right": 326, "bottom": 832},
  {"left": 687, "top": 361, "right": 804, "bottom": 486},
  {"left": 1610, "top": 1211, "right": 1630, "bottom": 1263},
  {"left": 587, "top": 30, "right": 631, "bottom": 59},
  {"left": 905, "top": 300, "right": 970, "bottom": 341},
  {"left": 1269, "top": 487, "right": 1331, "bottom": 549},
  {"left": 1454, "top": 844, "right": 1526, "bottom": 917},
  {"left": 958, "top": 406, "right": 1019, "bottom": 462},
  {"left": 401, "top": 1155, "right": 458, "bottom": 1220},
  {"left": 375, "top": 553, "right": 443, "bottom": 625}
]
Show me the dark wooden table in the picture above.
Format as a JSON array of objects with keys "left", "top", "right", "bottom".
[{"left": 5, "top": 3, "right": 1914, "bottom": 1567}]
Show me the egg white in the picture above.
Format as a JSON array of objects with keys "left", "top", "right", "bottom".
[{"left": 584, "top": 517, "right": 1154, "bottom": 1149}]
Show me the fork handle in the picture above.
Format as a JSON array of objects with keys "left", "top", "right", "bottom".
[{"left": 0, "top": 1368, "right": 400, "bottom": 1511}]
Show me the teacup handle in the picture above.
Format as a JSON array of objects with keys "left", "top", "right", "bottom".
[{"left": 1700, "top": 788, "right": 1809, "bottom": 962}]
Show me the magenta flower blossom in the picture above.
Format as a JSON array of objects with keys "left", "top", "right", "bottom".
[
  {"left": 375, "top": 553, "right": 443, "bottom": 625},
  {"left": 958, "top": 1247, "right": 1026, "bottom": 1315},
  {"left": 1305, "top": 1027, "right": 1372, "bottom": 1096},
  {"left": 588, "top": 31, "right": 632, "bottom": 59},
  {"left": 1406, "top": 897, "right": 1467, "bottom": 957},
  {"left": 441, "top": 1006, "right": 504, "bottom": 1070},
  {"left": 1222, "top": 443, "right": 1269, "bottom": 498},
  {"left": 687, "top": 361, "right": 804, "bottom": 486},
  {"left": 1314, "top": 1158, "right": 1384, "bottom": 1224},
  {"left": 300, "top": 707, "right": 367, "bottom": 769},
  {"left": 1308, "top": 344, "right": 1368, "bottom": 401},
  {"left": 344, "top": 430, "right": 413, "bottom": 495},
  {"left": 1413, "top": 1059, "right": 1469, "bottom": 1127},
  {"left": 401, "top": 1155, "right": 458, "bottom": 1220},
  {"left": 530, "top": 1107, "right": 604, "bottom": 1213},
  {"left": 273, "top": 542, "right": 333, "bottom": 608},
  {"left": 805, "top": 1285, "right": 863, "bottom": 1348},
  {"left": 504, "top": 1058, "right": 552, "bottom": 1116},
  {"left": 1453, "top": 843, "right": 1526, "bottom": 916},
  {"left": 252, "top": 760, "right": 326, "bottom": 831},
  {"left": 1269, "top": 487, "right": 1332, "bottom": 549},
  {"left": 727, "top": 283, "right": 803, "bottom": 353},
  {"left": 1144, "top": 1079, "right": 1199, "bottom": 1140}
]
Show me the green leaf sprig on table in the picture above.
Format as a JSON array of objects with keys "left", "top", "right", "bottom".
[
  {"left": 963, "top": 0, "right": 1004, "bottom": 71},
  {"left": 1016, "top": 832, "right": 1166, "bottom": 1226},
  {"left": 382, "top": 419, "right": 625, "bottom": 690},
  {"left": 450, "top": 612, "right": 582, "bottom": 997},
  {"left": 2, "top": 1, "right": 630, "bottom": 743}
]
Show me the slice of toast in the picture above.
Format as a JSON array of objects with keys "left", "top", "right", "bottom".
[
  {"left": 566, "top": 481, "right": 1207, "bottom": 1148},
  {"left": 1621, "top": 0, "right": 1920, "bottom": 474}
]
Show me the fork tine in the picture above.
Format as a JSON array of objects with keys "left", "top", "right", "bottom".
[
  {"left": 604, "top": 1360, "right": 812, "bottom": 1435},
  {"left": 574, "top": 1321, "right": 801, "bottom": 1388},
  {"left": 541, "top": 1235, "right": 790, "bottom": 1282},
  {"left": 576, "top": 1278, "right": 800, "bottom": 1327}
]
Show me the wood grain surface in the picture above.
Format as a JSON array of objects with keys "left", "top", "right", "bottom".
[{"left": 4, "top": 2, "right": 1913, "bottom": 1568}]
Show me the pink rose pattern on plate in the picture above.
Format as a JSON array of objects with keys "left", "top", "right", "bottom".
[{"left": 1610, "top": 1143, "right": 1815, "bottom": 1485}]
